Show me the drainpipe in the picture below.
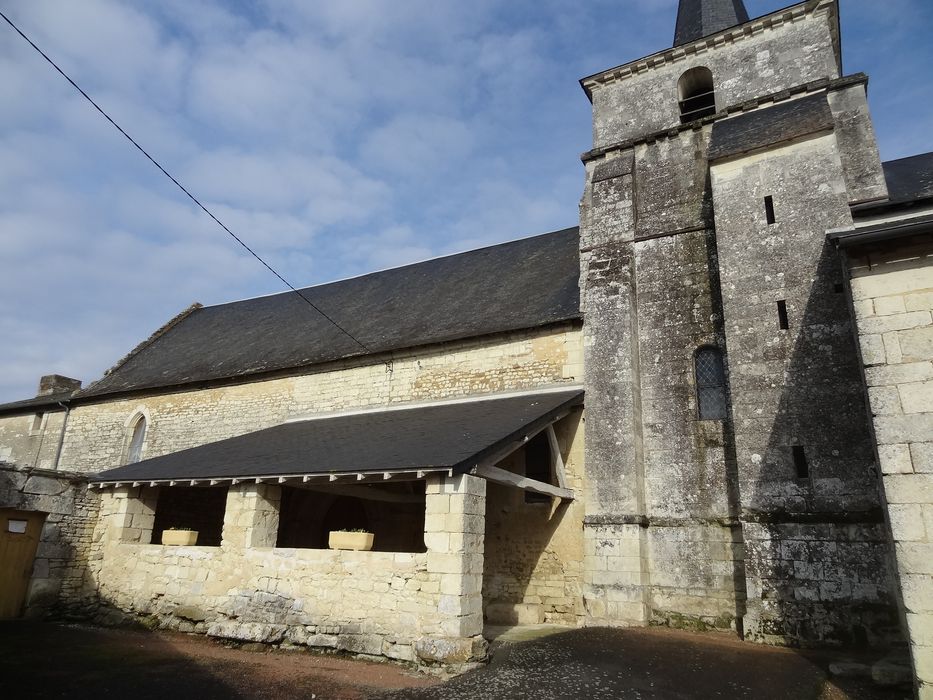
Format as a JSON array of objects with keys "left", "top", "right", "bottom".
[{"left": 52, "top": 401, "right": 71, "bottom": 471}]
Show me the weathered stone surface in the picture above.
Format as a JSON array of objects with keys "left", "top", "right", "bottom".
[
  {"left": 415, "top": 637, "right": 474, "bottom": 664},
  {"left": 206, "top": 621, "right": 286, "bottom": 644}
]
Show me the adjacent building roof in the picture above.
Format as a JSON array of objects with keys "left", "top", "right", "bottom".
[
  {"left": 708, "top": 93, "right": 834, "bottom": 162},
  {"left": 881, "top": 153, "right": 933, "bottom": 205},
  {"left": 0, "top": 391, "right": 76, "bottom": 416},
  {"left": 75, "top": 227, "right": 581, "bottom": 399},
  {"left": 91, "top": 388, "right": 584, "bottom": 483},
  {"left": 674, "top": 0, "right": 750, "bottom": 47},
  {"left": 829, "top": 212, "right": 933, "bottom": 249}
]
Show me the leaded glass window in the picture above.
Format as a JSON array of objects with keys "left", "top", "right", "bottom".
[{"left": 695, "top": 346, "right": 727, "bottom": 421}]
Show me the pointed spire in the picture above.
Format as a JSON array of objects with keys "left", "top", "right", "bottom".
[{"left": 674, "top": 0, "right": 750, "bottom": 47}]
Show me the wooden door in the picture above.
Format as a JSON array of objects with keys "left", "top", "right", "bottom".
[{"left": 0, "top": 509, "right": 46, "bottom": 619}]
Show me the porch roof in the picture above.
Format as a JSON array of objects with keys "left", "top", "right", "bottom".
[{"left": 91, "top": 388, "right": 583, "bottom": 486}]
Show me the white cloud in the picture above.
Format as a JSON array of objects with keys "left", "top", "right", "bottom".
[{"left": 0, "top": 0, "right": 929, "bottom": 404}]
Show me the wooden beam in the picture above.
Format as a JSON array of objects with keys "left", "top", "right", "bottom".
[
  {"left": 546, "top": 424, "right": 567, "bottom": 489},
  {"left": 473, "top": 464, "right": 574, "bottom": 501},
  {"left": 295, "top": 482, "right": 424, "bottom": 504}
]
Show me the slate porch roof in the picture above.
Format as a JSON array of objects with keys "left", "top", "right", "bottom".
[
  {"left": 74, "top": 227, "right": 581, "bottom": 400},
  {"left": 91, "top": 388, "right": 583, "bottom": 484}
]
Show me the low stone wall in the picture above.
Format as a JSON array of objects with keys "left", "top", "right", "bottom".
[
  {"left": 0, "top": 463, "right": 99, "bottom": 616},
  {"left": 89, "top": 474, "right": 488, "bottom": 666},
  {"left": 94, "top": 543, "right": 451, "bottom": 662}
]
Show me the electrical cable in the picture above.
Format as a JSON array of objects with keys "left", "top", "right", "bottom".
[{"left": 0, "top": 9, "right": 371, "bottom": 354}]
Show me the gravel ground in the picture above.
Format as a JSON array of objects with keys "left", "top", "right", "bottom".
[
  {"left": 384, "top": 627, "right": 908, "bottom": 700},
  {"left": 0, "top": 621, "right": 436, "bottom": 699},
  {"left": 0, "top": 621, "right": 908, "bottom": 700}
]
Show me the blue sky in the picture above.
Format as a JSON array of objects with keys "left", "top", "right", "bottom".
[{"left": 0, "top": 0, "right": 931, "bottom": 403}]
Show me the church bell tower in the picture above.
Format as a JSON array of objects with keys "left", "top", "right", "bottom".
[{"left": 578, "top": 0, "right": 898, "bottom": 646}]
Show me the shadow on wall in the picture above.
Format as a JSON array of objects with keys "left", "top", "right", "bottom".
[
  {"left": 482, "top": 411, "right": 582, "bottom": 626},
  {"left": 747, "top": 240, "right": 901, "bottom": 646}
]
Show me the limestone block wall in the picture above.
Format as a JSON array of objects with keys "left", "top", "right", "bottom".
[
  {"left": 90, "top": 474, "right": 487, "bottom": 665},
  {"left": 59, "top": 324, "right": 582, "bottom": 475},
  {"left": 0, "top": 464, "right": 99, "bottom": 615},
  {"left": 847, "top": 234, "right": 933, "bottom": 696},
  {"left": 0, "top": 410, "right": 67, "bottom": 469},
  {"left": 483, "top": 410, "right": 585, "bottom": 625},
  {"left": 579, "top": 136, "right": 745, "bottom": 631}
]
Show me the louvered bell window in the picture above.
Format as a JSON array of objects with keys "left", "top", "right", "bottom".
[{"left": 695, "top": 346, "right": 727, "bottom": 421}]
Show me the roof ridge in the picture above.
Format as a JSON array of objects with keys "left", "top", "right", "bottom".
[
  {"left": 78, "top": 302, "right": 204, "bottom": 395},
  {"left": 204, "top": 226, "right": 579, "bottom": 309},
  {"left": 882, "top": 151, "right": 933, "bottom": 165}
]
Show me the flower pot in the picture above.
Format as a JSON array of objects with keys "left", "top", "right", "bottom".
[
  {"left": 162, "top": 529, "right": 198, "bottom": 546},
  {"left": 328, "top": 531, "right": 374, "bottom": 551}
]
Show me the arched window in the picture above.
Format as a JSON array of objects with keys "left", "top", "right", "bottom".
[
  {"left": 126, "top": 416, "right": 147, "bottom": 464},
  {"left": 695, "top": 346, "right": 727, "bottom": 420},
  {"left": 678, "top": 67, "right": 716, "bottom": 124}
]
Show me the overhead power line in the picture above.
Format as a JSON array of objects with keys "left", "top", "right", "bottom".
[{"left": 0, "top": 10, "right": 370, "bottom": 355}]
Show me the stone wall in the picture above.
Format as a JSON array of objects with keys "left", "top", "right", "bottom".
[
  {"left": 587, "top": 4, "right": 840, "bottom": 148},
  {"left": 0, "top": 463, "right": 99, "bottom": 616},
  {"left": 60, "top": 324, "right": 582, "bottom": 474},
  {"left": 482, "top": 410, "right": 585, "bottom": 625},
  {"left": 89, "top": 474, "right": 488, "bottom": 665},
  {"left": 0, "top": 410, "right": 67, "bottom": 470},
  {"left": 846, "top": 233, "right": 933, "bottom": 696},
  {"left": 711, "top": 132, "right": 899, "bottom": 644}
]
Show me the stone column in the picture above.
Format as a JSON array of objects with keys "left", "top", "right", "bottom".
[
  {"left": 98, "top": 486, "right": 158, "bottom": 544},
  {"left": 221, "top": 483, "right": 280, "bottom": 549},
  {"left": 420, "top": 472, "right": 486, "bottom": 663}
]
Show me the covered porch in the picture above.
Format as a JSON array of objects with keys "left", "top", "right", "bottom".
[{"left": 88, "top": 388, "right": 584, "bottom": 664}]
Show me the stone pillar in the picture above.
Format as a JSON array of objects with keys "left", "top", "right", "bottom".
[
  {"left": 420, "top": 472, "right": 486, "bottom": 663},
  {"left": 221, "top": 483, "right": 280, "bottom": 549},
  {"left": 99, "top": 486, "right": 158, "bottom": 544}
]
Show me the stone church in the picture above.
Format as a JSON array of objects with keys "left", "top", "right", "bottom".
[{"left": 1, "top": 0, "right": 931, "bottom": 693}]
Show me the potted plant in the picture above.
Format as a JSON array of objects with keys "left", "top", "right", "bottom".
[
  {"left": 328, "top": 528, "right": 374, "bottom": 551},
  {"left": 162, "top": 527, "right": 198, "bottom": 546}
]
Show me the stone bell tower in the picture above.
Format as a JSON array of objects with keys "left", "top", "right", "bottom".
[{"left": 579, "top": 0, "right": 901, "bottom": 646}]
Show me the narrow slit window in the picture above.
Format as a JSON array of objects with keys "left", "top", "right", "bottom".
[
  {"left": 777, "top": 300, "right": 789, "bottom": 330},
  {"left": 764, "top": 196, "right": 776, "bottom": 225},
  {"left": 792, "top": 446, "right": 809, "bottom": 479},
  {"left": 30, "top": 413, "right": 44, "bottom": 433},
  {"left": 695, "top": 346, "right": 727, "bottom": 421},
  {"left": 834, "top": 283, "right": 845, "bottom": 294}
]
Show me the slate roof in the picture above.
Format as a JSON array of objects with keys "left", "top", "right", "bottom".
[
  {"left": 76, "top": 227, "right": 581, "bottom": 399},
  {"left": 0, "top": 391, "right": 76, "bottom": 416},
  {"left": 674, "top": 0, "right": 750, "bottom": 47},
  {"left": 92, "top": 389, "right": 584, "bottom": 483},
  {"left": 708, "top": 94, "right": 834, "bottom": 162},
  {"left": 882, "top": 153, "right": 933, "bottom": 205}
]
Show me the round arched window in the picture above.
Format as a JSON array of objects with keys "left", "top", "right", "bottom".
[{"left": 678, "top": 67, "right": 716, "bottom": 124}]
